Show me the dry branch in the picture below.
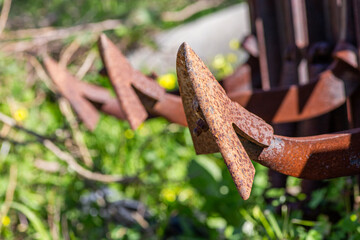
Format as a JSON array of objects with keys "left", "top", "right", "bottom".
[
  {"left": 0, "top": 19, "right": 122, "bottom": 52},
  {"left": 59, "top": 40, "right": 81, "bottom": 67},
  {"left": 43, "top": 140, "right": 136, "bottom": 183},
  {"left": 76, "top": 51, "right": 97, "bottom": 79},
  {"left": 0, "top": 112, "right": 137, "bottom": 184},
  {"left": 162, "top": 0, "right": 224, "bottom": 22},
  {"left": 0, "top": 165, "right": 17, "bottom": 232},
  {"left": 0, "top": 0, "right": 12, "bottom": 35},
  {"left": 59, "top": 98, "right": 93, "bottom": 168}
]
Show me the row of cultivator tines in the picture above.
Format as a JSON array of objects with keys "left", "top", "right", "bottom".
[{"left": 44, "top": 0, "right": 360, "bottom": 200}]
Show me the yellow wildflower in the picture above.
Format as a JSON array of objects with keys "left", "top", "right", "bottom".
[
  {"left": 13, "top": 108, "right": 28, "bottom": 122},
  {"left": 124, "top": 129, "right": 134, "bottom": 139},
  {"left": 2, "top": 215, "right": 10, "bottom": 227},
  {"left": 222, "top": 63, "right": 234, "bottom": 76},
  {"left": 157, "top": 73, "right": 176, "bottom": 90},
  {"left": 226, "top": 53, "right": 238, "bottom": 63},
  {"left": 229, "top": 38, "right": 240, "bottom": 50},
  {"left": 212, "top": 54, "right": 226, "bottom": 70},
  {"left": 160, "top": 188, "right": 177, "bottom": 202}
]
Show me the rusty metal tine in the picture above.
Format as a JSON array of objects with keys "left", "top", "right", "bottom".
[
  {"left": 99, "top": 98, "right": 126, "bottom": 120},
  {"left": 44, "top": 57, "right": 127, "bottom": 126},
  {"left": 44, "top": 56, "right": 100, "bottom": 131},
  {"left": 177, "top": 42, "right": 274, "bottom": 200},
  {"left": 177, "top": 44, "right": 360, "bottom": 188},
  {"left": 77, "top": 81, "right": 116, "bottom": 104},
  {"left": 98, "top": 34, "right": 148, "bottom": 129},
  {"left": 74, "top": 81, "right": 127, "bottom": 120},
  {"left": 98, "top": 34, "right": 166, "bottom": 129},
  {"left": 152, "top": 94, "right": 187, "bottom": 126}
]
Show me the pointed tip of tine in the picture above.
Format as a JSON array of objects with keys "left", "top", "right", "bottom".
[
  {"left": 98, "top": 33, "right": 110, "bottom": 53},
  {"left": 177, "top": 42, "right": 194, "bottom": 59},
  {"left": 43, "top": 55, "right": 57, "bottom": 74},
  {"left": 99, "top": 33, "right": 107, "bottom": 43},
  {"left": 176, "top": 41, "right": 256, "bottom": 200},
  {"left": 178, "top": 41, "right": 189, "bottom": 51}
]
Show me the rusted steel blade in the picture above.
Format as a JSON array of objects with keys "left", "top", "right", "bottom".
[
  {"left": 44, "top": 57, "right": 100, "bottom": 130},
  {"left": 151, "top": 94, "right": 187, "bottom": 126},
  {"left": 77, "top": 81, "right": 126, "bottom": 120},
  {"left": 44, "top": 56, "right": 126, "bottom": 130},
  {"left": 97, "top": 34, "right": 190, "bottom": 127},
  {"left": 177, "top": 42, "right": 274, "bottom": 200},
  {"left": 98, "top": 34, "right": 165, "bottom": 129},
  {"left": 177, "top": 42, "right": 360, "bottom": 199}
]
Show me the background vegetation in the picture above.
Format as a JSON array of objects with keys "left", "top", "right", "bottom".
[{"left": 0, "top": 0, "right": 359, "bottom": 239}]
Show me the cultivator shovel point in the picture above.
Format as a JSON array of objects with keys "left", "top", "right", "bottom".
[
  {"left": 44, "top": 56, "right": 126, "bottom": 131},
  {"left": 176, "top": 42, "right": 274, "bottom": 200},
  {"left": 177, "top": 42, "right": 360, "bottom": 200},
  {"left": 98, "top": 34, "right": 187, "bottom": 128}
]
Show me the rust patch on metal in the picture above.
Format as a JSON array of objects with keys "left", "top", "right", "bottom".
[
  {"left": 254, "top": 128, "right": 360, "bottom": 180},
  {"left": 44, "top": 57, "right": 126, "bottom": 130},
  {"left": 98, "top": 34, "right": 165, "bottom": 129},
  {"left": 44, "top": 57, "right": 99, "bottom": 130},
  {"left": 176, "top": 42, "right": 274, "bottom": 200}
]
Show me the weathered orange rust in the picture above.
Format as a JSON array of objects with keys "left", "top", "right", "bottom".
[
  {"left": 177, "top": 42, "right": 274, "bottom": 200},
  {"left": 98, "top": 34, "right": 187, "bottom": 128},
  {"left": 177, "top": 42, "right": 360, "bottom": 199},
  {"left": 98, "top": 34, "right": 163, "bottom": 129},
  {"left": 44, "top": 56, "right": 187, "bottom": 130},
  {"left": 44, "top": 56, "right": 125, "bottom": 130}
]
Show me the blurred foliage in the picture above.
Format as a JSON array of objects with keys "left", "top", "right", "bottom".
[
  {"left": 0, "top": 0, "right": 360, "bottom": 239},
  {"left": 6, "top": 0, "right": 243, "bottom": 52}
]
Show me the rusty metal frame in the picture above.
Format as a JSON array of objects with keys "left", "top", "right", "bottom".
[{"left": 177, "top": 42, "right": 360, "bottom": 200}]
